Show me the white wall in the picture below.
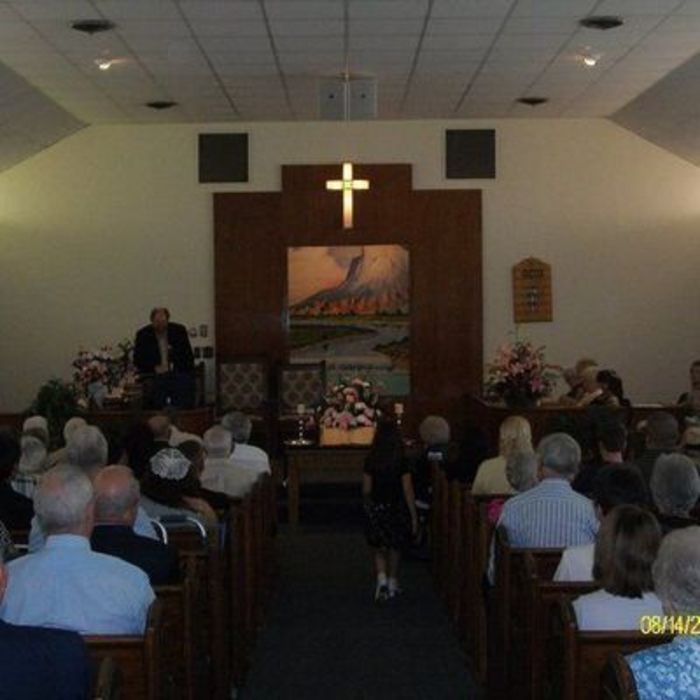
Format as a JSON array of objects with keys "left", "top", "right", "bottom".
[{"left": 1, "top": 118, "right": 699, "bottom": 411}]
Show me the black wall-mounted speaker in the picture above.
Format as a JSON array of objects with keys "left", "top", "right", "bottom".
[
  {"left": 445, "top": 129, "right": 495, "bottom": 179},
  {"left": 198, "top": 133, "right": 249, "bottom": 183}
]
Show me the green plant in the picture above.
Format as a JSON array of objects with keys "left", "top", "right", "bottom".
[{"left": 27, "top": 379, "right": 82, "bottom": 449}]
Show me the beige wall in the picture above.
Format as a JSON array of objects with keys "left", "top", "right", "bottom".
[{"left": 1, "top": 118, "right": 698, "bottom": 411}]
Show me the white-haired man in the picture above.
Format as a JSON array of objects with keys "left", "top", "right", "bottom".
[
  {"left": 0, "top": 465, "right": 154, "bottom": 635},
  {"left": 497, "top": 433, "right": 598, "bottom": 548},
  {"left": 29, "top": 425, "right": 158, "bottom": 551},
  {"left": 220, "top": 411, "right": 270, "bottom": 475},
  {"left": 201, "top": 425, "right": 258, "bottom": 498}
]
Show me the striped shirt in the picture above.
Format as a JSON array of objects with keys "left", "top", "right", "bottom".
[{"left": 497, "top": 478, "right": 599, "bottom": 548}]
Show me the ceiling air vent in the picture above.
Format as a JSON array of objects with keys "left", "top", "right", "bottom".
[
  {"left": 146, "top": 101, "right": 178, "bottom": 110},
  {"left": 71, "top": 19, "right": 116, "bottom": 34},
  {"left": 579, "top": 16, "right": 624, "bottom": 30},
  {"left": 517, "top": 97, "right": 549, "bottom": 107}
]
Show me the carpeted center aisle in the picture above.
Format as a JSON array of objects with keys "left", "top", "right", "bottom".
[{"left": 239, "top": 526, "right": 482, "bottom": 700}]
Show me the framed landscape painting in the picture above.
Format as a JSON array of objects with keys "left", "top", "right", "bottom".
[{"left": 287, "top": 244, "right": 410, "bottom": 395}]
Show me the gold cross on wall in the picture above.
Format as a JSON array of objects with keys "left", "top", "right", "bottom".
[{"left": 325, "top": 162, "right": 370, "bottom": 229}]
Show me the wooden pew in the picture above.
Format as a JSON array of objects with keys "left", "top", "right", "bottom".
[
  {"left": 461, "top": 491, "right": 511, "bottom": 683},
  {"left": 446, "top": 479, "right": 466, "bottom": 624},
  {"left": 600, "top": 653, "right": 640, "bottom": 700},
  {"left": 153, "top": 577, "right": 194, "bottom": 700},
  {"left": 167, "top": 523, "right": 229, "bottom": 700},
  {"left": 430, "top": 461, "right": 448, "bottom": 594},
  {"left": 548, "top": 599, "right": 672, "bottom": 700},
  {"left": 489, "top": 527, "right": 563, "bottom": 697},
  {"left": 84, "top": 599, "right": 163, "bottom": 700},
  {"left": 92, "top": 657, "right": 122, "bottom": 700},
  {"left": 522, "top": 553, "right": 598, "bottom": 700}
]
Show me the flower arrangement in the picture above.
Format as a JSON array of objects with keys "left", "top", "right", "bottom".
[
  {"left": 71, "top": 340, "right": 136, "bottom": 405},
  {"left": 319, "top": 377, "right": 381, "bottom": 430},
  {"left": 485, "top": 340, "right": 557, "bottom": 406}
]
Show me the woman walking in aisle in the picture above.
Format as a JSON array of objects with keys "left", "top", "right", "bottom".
[{"left": 363, "top": 419, "right": 418, "bottom": 602}]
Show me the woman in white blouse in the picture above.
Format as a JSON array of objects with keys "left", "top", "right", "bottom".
[
  {"left": 573, "top": 504, "right": 663, "bottom": 630},
  {"left": 471, "top": 415, "right": 533, "bottom": 495}
]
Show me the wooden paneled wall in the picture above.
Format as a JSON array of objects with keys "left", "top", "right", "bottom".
[{"left": 214, "top": 164, "right": 482, "bottom": 434}]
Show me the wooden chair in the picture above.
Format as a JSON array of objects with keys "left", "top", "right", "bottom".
[
  {"left": 523, "top": 552, "right": 598, "bottom": 700},
  {"left": 600, "top": 653, "right": 640, "bottom": 700},
  {"left": 548, "top": 599, "right": 672, "bottom": 700},
  {"left": 84, "top": 599, "right": 163, "bottom": 700},
  {"left": 92, "top": 657, "right": 122, "bottom": 700}
]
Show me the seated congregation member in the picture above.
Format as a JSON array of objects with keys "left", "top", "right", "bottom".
[
  {"left": 627, "top": 527, "right": 700, "bottom": 698},
  {"left": 558, "top": 357, "right": 598, "bottom": 405},
  {"left": 363, "top": 420, "right": 417, "bottom": 602},
  {"left": 597, "top": 369, "right": 630, "bottom": 407},
  {"left": 574, "top": 505, "right": 662, "bottom": 630},
  {"left": 486, "top": 451, "right": 538, "bottom": 524},
  {"left": 471, "top": 415, "right": 533, "bottom": 496},
  {"left": 29, "top": 425, "right": 157, "bottom": 551},
  {"left": 413, "top": 415, "right": 452, "bottom": 507},
  {"left": 201, "top": 426, "right": 258, "bottom": 499},
  {"left": 555, "top": 465, "right": 649, "bottom": 581},
  {"left": 573, "top": 420, "right": 627, "bottom": 497},
  {"left": 0, "top": 465, "right": 154, "bottom": 634},
  {"left": 178, "top": 439, "right": 230, "bottom": 512},
  {"left": 119, "top": 421, "right": 157, "bottom": 478},
  {"left": 91, "top": 465, "right": 180, "bottom": 586},
  {"left": 681, "top": 426, "right": 700, "bottom": 468},
  {"left": 0, "top": 563, "right": 92, "bottom": 700},
  {"left": 21, "top": 415, "right": 50, "bottom": 446},
  {"left": 140, "top": 448, "right": 218, "bottom": 526},
  {"left": 678, "top": 359, "right": 700, "bottom": 416},
  {"left": 497, "top": 433, "right": 599, "bottom": 548},
  {"left": 635, "top": 411, "right": 679, "bottom": 485},
  {"left": 0, "top": 429, "right": 34, "bottom": 531},
  {"left": 47, "top": 416, "right": 87, "bottom": 469},
  {"left": 650, "top": 454, "right": 700, "bottom": 535},
  {"left": 221, "top": 411, "right": 271, "bottom": 475},
  {"left": 147, "top": 413, "right": 200, "bottom": 449},
  {"left": 12, "top": 432, "right": 48, "bottom": 499}
]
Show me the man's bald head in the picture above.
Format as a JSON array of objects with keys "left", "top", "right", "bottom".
[
  {"left": 148, "top": 415, "right": 171, "bottom": 442},
  {"left": 93, "top": 465, "right": 140, "bottom": 526}
]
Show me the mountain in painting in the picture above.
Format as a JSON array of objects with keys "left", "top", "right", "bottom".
[{"left": 291, "top": 245, "right": 409, "bottom": 317}]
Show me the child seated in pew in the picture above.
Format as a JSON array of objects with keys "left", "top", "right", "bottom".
[
  {"left": 573, "top": 505, "right": 663, "bottom": 630},
  {"left": 555, "top": 465, "right": 649, "bottom": 581}
]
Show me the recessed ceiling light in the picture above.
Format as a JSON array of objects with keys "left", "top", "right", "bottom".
[
  {"left": 579, "top": 15, "right": 624, "bottom": 30},
  {"left": 95, "top": 58, "right": 112, "bottom": 71},
  {"left": 71, "top": 19, "right": 116, "bottom": 34},
  {"left": 146, "top": 101, "right": 177, "bottom": 110},
  {"left": 583, "top": 55, "right": 598, "bottom": 67},
  {"left": 517, "top": 97, "right": 549, "bottom": 107}
]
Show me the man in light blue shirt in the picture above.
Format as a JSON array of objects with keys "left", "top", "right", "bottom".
[
  {"left": 0, "top": 465, "right": 154, "bottom": 635},
  {"left": 498, "top": 432, "right": 599, "bottom": 547}
]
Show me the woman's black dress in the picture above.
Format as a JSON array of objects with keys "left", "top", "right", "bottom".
[{"left": 363, "top": 458, "right": 411, "bottom": 549}]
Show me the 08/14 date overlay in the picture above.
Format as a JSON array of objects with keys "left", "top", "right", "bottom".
[{"left": 640, "top": 615, "right": 700, "bottom": 635}]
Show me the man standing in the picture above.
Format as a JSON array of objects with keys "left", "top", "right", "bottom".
[{"left": 134, "top": 307, "right": 195, "bottom": 409}]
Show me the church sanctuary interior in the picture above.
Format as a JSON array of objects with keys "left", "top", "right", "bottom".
[{"left": 2, "top": 0, "right": 700, "bottom": 698}]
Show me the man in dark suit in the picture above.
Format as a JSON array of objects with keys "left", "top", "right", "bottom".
[
  {"left": 90, "top": 465, "right": 180, "bottom": 586},
  {"left": 0, "top": 564, "right": 92, "bottom": 700},
  {"left": 134, "top": 307, "right": 195, "bottom": 408}
]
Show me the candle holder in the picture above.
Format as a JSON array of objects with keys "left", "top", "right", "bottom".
[{"left": 394, "top": 402, "right": 404, "bottom": 429}]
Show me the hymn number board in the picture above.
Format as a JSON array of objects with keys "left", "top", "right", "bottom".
[{"left": 512, "top": 257, "right": 552, "bottom": 323}]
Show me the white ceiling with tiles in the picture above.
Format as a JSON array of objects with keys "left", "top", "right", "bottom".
[{"left": 0, "top": 0, "right": 699, "bottom": 167}]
